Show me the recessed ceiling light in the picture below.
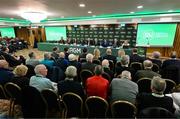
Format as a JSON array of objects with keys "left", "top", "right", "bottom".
[
  {"left": 61, "top": 16, "right": 64, "bottom": 18},
  {"left": 79, "top": 4, "right": 85, "bottom": 7},
  {"left": 92, "top": 15, "right": 96, "bottom": 17},
  {"left": 130, "top": 12, "right": 135, "bottom": 14},
  {"left": 137, "top": 5, "right": 143, "bottom": 9},
  {"left": 168, "top": 10, "right": 173, "bottom": 12},
  {"left": 88, "top": 11, "right": 92, "bottom": 14}
]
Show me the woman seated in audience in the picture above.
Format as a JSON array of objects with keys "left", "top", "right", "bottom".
[
  {"left": 12, "top": 64, "right": 29, "bottom": 88},
  {"left": 116, "top": 49, "right": 125, "bottom": 63},
  {"left": 58, "top": 66, "right": 85, "bottom": 99},
  {"left": 93, "top": 48, "right": 102, "bottom": 61}
]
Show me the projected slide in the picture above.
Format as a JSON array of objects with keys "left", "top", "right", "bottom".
[
  {"left": 45, "top": 26, "right": 67, "bottom": 41},
  {"left": 0, "top": 27, "right": 15, "bottom": 38},
  {"left": 136, "top": 23, "right": 177, "bottom": 47}
]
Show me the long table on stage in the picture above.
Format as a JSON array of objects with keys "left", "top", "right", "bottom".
[{"left": 37, "top": 42, "right": 146, "bottom": 56}]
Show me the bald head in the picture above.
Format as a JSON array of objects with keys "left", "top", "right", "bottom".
[
  {"left": 0, "top": 60, "right": 9, "bottom": 69},
  {"left": 121, "top": 71, "right": 131, "bottom": 80},
  {"left": 102, "top": 59, "right": 109, "bottom": 67},
  {"left": 143, "top": 60, "right": 153, "bottom": 69}
]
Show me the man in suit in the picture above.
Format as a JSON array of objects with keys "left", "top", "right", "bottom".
[
  {"left": 134, "top": 60, "right": 161, "bottom": 82},
  {"left": 130, "top": 48, "right": 145, "bottom": 64},
  {"left": 102, "top": 39, "right": 109, "bottom": 47},
  {"left": 110, "top": 71, "right": 138, "bottom": 104},
  {"left": 149, "top": 51, "right": 162, "bottom": 69},
  {"left": 102, "top": 48, "right": 116, "bottom": 64},
  {"left": 136, "top": 76, "right": 175, "bottom": 114},
  {"left": 81, "top": 53, "right": 96, "bottom": 72}
]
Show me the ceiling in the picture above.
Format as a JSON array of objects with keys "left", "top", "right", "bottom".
[{"left": 1, "top": 0, "right": 180, "bottom": 25}]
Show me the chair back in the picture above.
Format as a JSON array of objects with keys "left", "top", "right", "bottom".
[
  {"left": 164, "top": 79, "right": 176, "bottom": 94},
  {"left": 41, "top": 89, "right": 60, "bottom": 112},
  {"left": 80, "top": 58, "right": 86, "bottom": 63},
  {"left": 0, "top": 84, "right": 7, "bottom": 99},
  {"left": 102, "top": 72, "right": 111, "bottom": 82},
  {"left": 62, "top": 92, "right": 83, "bottom": 118},
  {"left": 108, "top": 60, "right": 114, "bottom": 71},
  {"left": 85, "top": 96, "right": 109, "bottom": 118},
  {"left": 80, "top": 70, "right": 93, "bottom": 87},
  {"left": 21, "top": 86, "right": 48, "bottom": 118},
  {"left": 130, "top": 62, "right": 142, "bottom": 71},
  {"left": 137, "top": 77, "right": 152, "bottom": 93},
  {"left": 152, "top": 63, "right": 160, "bottom": 73},
  {"left": 25, "top": 64, "right": 35, "bottom": 79},
  {"left": 139, "top": 107, "right": 175, "bottom": 118},
  {"left": 161, "top": 65, "right": 180, "bottom": 84},
  {"left": 92, "top": 59, "right": 101, "bottom": 65},
  {"left": 4, "top": 82, "right": 22, "bottom": 104},
  {"left": 111, "top": 100, "right": 137, "bottom": 118}
]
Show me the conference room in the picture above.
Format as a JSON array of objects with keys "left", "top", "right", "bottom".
[{"left": 0, "top": 0, "right": 180, "bottom": 118}]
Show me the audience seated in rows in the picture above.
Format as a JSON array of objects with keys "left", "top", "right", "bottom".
[
  {"left": 0, "top": 47, "right": 24, "bottom": 67},
  {"left": 136, "top": 76, "right": 175, "bottom": 114},
  {"left": 86, "top": 65, "right": 109, "bottom": 99},
  {"left": 58, "top": 66, "right": 85, "bottom": 99},
  {"left": 115, "top": 55, "right": 136, "bottom": 78},
  {"left": 110, "top": 71, "right": 138, "bottom": 104},
  {"left": 0, "top": 60, "right": 14, "bottom": 85},
  {"left": 102, "top": 59, "right": 114, "bottom": 80},
  {"left": 134, "top": 60, "right": 161, "bottom": 82},
  {"left": 130, "top": 48, "right": 145, "bottom": 64},
  {"left": 25, "top": 51, "right": 39, "bottom": 67},
  {"left": 12, "top": 64, "right": 29, "bottom": 89},
  {"left": 30, "top": 64, "right": 56, "bottom": 92}
]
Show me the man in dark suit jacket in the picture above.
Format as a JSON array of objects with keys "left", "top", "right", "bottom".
[
  {"left": 134, "top": 60, "right": 161, "bottom": 82},
  {"left": 162, "top": 51, "right": 180, "bottom": 69},
  {"left": 136, "top": 77, "right": 175, "bottom": 114},
  {"left": 81, "top": 53, "right": 96, "bottom": 72},
  {"left": 130, "top": 48, "right": 145, "bottom": 64},
  {"left": 102, "top": 48, "right": 117, "bottom": 64}
]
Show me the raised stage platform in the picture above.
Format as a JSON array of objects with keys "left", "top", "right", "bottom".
[{"left": 37, "top": 43, "right": 146, "bottom": 56}]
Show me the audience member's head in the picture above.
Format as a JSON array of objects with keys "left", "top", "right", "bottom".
[
  {"left": 28, "top": 52, "right": 36, "bottom": 59},
  {"left": 94, "top": 65, "right": 103, "bottom": 76},
  {"left": 44, "top": 52, "right": 51, "bottom": 60},
  {"left": 64, "top": 47, "right": 69, "bottom": 53},
  {"left": 121, "top": 70, "right": 131, "bottom": 80},
  {"left": 0, "top": 60, "right": 9, "bottom": 69},
  {"left": 52, "top": 47, "right": 59, "bottom": 52},
  {"left": 86, "top": 53, "right": 93, "bottom": 62},
  {"left": 106, "top": 48, "right": 112, "bottom": 55},
  {"left": 13, "top": 64, "right": 28, "bottom": 76},
  {"left": 132, "top": 48, "right": 138, "bottom": 54},
  {"left": 34, "top": 64, "right": 48, "bottom": 77},
  {"left": 152, "top": 51, "right": 161, "bottom": 59},
  {"left": 143, "top": 60, "right": 153, "bottom": 70},
  {"left": 68, "top": 54, "right": 76, "bottom": 61},
  {"left": 121, "top": 55, "right": 130, "bottom": 66},
  {"left": 151, "top": 76, "right": 166, "bottom": 94},
  {"left": 118, "top": 49, "right": 125, "bottom": 57},
  {"left": 83, "top": 48, "right": 88, "bottom": 54},
  {"left": 170, "top": 51, "right": 177, "bottom": 58},
  {"left": 102, "top": 59, "right": 109, "bottom": 68},
  {"left": 93, "top": 48, "right": 100, "bottom": 59},
  {"left": 59, "top": 52, "right": 65, "bottom": 58},
  {"left": 1, "top": 47, "right": 9, "bottom": 53},
  {"left": 65, "top": 66, "right": 77, "bottom": 79}
]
